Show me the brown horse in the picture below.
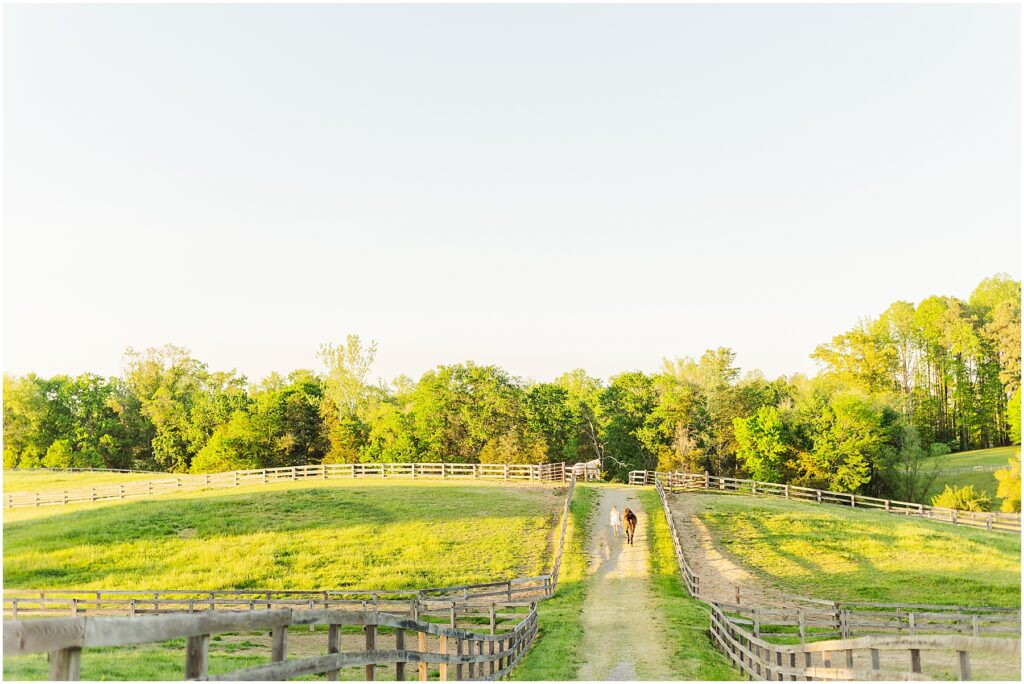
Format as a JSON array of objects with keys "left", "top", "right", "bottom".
[{"left": 622, "top": 507, "right": 638, "bottom": 546}]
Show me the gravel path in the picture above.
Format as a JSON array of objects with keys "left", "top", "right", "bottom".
[{"left": 577, "top": 488, "right": 675, "bottom": 680}]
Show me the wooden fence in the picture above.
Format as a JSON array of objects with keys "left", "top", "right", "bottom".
[
  {"left": 630, "top": 470, "right": 1021, "bottom": 533},
  {"left": 649, "top": 474, "right": 1020, "bottom": 680},
  {"left": 3, "top": 604, "right": 538, "bottom": 681},
  {"left": 4, "top": 467, "right": 165, "bottom": 474},
  {"left": 4, "top": 462, "right": 573, "bottom": 509},
  {"left": 709, "top": 603, "right": 1020, "bottom": 681},
  {"left": 934, "top": 464, "right": 1010, "bottom": 476}
]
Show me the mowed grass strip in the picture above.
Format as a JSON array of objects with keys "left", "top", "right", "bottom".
[
  {"left": 638, "top": 490, "right": 740, "bottom": 680},
  {"left": 3, "top": 480, "right": 564, "bottom": 590},
  {"left": 509, "top": 484, "right": 596, "bottom": 681},
  {"left": 696, "top": 493, "right": 1021, "bottom": 607},
  {"left": 2, "top": 469, "right": 161, "bottom": 493}
]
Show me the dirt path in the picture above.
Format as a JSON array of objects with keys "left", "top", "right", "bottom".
[
  {"left": 577, "top": 488, "right": 675, "bottom": 680},
  {"left": 665, "top": 491, "right": 780, "bottom": 608}
]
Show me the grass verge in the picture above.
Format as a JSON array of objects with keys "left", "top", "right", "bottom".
[
  {"left": 509, "top": 484, "right": 597, "bottom": 680},
  {"left": 638, "top": 489, "right": 740, "bottom": 680}
]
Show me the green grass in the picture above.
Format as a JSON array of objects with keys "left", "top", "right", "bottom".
[
  {"left": 935, "top": 446, "right": 1020, "bottom": 468},
  {"left": 3, "top": 480, "right": 564, "bottom": 589},
  {"left": 2, "top": 469, "right": 160, "bottom": 492},
  {"left": 510, "top": 485, "right": 597, "bottom": 680},
  {"left": 638, "top": 490, "right": 740, "bottom": 680},
  {"left": 695, "top": 493, "right": 1020, "bottom": 607},
  {"left": 926, "top": 446, "right": 1020, "bottom": 507}
]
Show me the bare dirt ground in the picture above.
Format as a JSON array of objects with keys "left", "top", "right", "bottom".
[
  {"left": 664, "top": 490, "right": 780, "bottom": 608},
  {"left": 577, "top": 488, "right": 675, "bottom": 681}
]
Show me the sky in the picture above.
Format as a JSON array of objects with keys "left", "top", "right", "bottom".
[{"left": 3, "top": 3, "right": 1021, "bottom": 386}]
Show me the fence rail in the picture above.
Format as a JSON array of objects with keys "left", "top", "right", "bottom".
[
  {"left": 934, "top": 464, "right": 1010, "bottom": 476},
  {"left": 649, "top": 472, "right": 1020, "bottom": 680},
  {"left": 3, "top": 604, "right": 538, "bottom": 681},
  {"left": 4, "top": 467, "right": 165, "bottom": 475},
  {"left": 4, "top": 462, "right": 574, "bottom": 509},
  {"left": 630, "top": 470, "right": 1021, "bottom": 533}
]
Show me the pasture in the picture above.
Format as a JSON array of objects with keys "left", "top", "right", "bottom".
[
  {"left": 925, "top": 445, "right": 1020, "bottom": 508},
  {"left": 1, "top": 469, "right": 158, "bottom": 493},
  {"left": 684, "top": 492, "right": 1020, "bottom": 608},
  {"left": 3, "top": 478, "right": 566, "bottom": 680},
  {"left": 3, "top": 479, "right": 565, "bottom": 590}
]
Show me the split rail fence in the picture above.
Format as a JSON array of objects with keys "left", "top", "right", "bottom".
[
  {"left": 3, "top": 604, "right": 538, "bottom": 681},
  {"left": 4, "top": 462, "right": 574, "bottom": 509},
  {"left": 645, "top": 473, "right": 1020, "bottom": 680},
  {"left": 629, "top": 470, "right": 1020, "bottom": 533}
]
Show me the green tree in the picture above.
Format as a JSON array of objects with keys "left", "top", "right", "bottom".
[
  {"left": 995, "top": 456, "right": 1021, "bottom": 513},
  {"left": 932, "top": 484, "right": 992, "bottom": 512}
]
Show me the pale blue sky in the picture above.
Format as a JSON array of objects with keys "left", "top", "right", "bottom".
[{"left": 3, "top": 3, "right": 1020, "bottom": 385}]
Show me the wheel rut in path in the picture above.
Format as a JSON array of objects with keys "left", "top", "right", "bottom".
[{"left": 577, "top": 488, "right": 675, "bottom": 681}]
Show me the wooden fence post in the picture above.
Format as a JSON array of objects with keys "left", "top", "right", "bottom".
[
  {"left": 870, "top": 648, "right": 880, "bottom": 671},
  {"left": 910, "top": 648, "right": 922, "bottom": 674},
  {"left": 327, "top": 624, "right": 341, "bottom": 681},
  {"left": 185, "top": 634, "right": 210, "bottom": 679},
  {"left": 394, "top": 629, "right": 406, "bottom": 681},
  {"left": 909, "top": 612, "right": 916, "bottom": 636},
  {"left": 365, "top": 624, "right": 377, "bottom": 681},
  {"left": 271, "top": 626, "right": 288, "bottom": 662},
  {"left": 48, "top": 647, "right": 82, "bottom": 680},
  {"left": 972, "top": 614, "right": 980, "bottom": 637},
  {"left": 418, "top": 631, "right": 428, "bottom": 681},
  {"left": 438, "top": 634, "right": 447, "bottom": 681},
  {"left": 957, "top": 650, "right": 971, "bottom": 680},
  {"left": 456, "top": 638, "right": 464, "bottom": 680}
]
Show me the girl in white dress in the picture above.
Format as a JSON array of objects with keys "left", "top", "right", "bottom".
[{"left": 610, "top": 505, "right": 621, "bottom": 538}]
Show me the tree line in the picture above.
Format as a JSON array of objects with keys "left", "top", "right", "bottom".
[{"left": 4, "top": 275, "right": 1020, "bottom": 506}]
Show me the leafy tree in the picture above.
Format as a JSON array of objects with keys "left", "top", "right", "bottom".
[
  {"left": 1007, "top": 389, "right": 1021, "bottom": 445},
  {"left": 995, "top": 456, "right": 1021, "bottom": 513},
  {"left": 733, "top": 405, "right": 796, "bottom": 483},
  {"left": 600, "top": 372, "right": 658, "bottom": 480}
]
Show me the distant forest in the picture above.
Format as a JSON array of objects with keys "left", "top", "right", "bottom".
[{"left": 4, "top": 274, "right": 1020, "bottom": 501}]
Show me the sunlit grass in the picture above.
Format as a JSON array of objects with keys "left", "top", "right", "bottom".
[
  {"left": 696, "top": 494, "right": 1020, "bottom": 607},
  {"left": 3, "top": 480, "right": 565, "bottom": 590},
  {"left": 510, "top": 484, "right": 596, "bottom": 680},
  {"left": 638, "top": 490, "right": 739, "bottom": 680},
  {"left": 925, "top": 446, "right": 1020, "bottom": 507},
  {"left": 2, "top": 469, "right": 159, "bottom": 492}
]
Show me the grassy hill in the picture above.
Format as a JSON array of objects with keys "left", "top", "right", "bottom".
[
  {"left": 3, "top": 478, "right": 567, "bottom": 680},
  {"left": 691, "top": 493, "right": 1020, "bottom": 608},
  {"left": 4, "top": 479, "right": 564, "bottom": 589},
  {"left": 925, "top": 445, "right": 1020, "bottom": 508}
]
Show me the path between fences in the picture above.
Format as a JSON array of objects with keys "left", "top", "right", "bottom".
[{"left": 577, "top": 488, "right": 675, "bottom": 681}]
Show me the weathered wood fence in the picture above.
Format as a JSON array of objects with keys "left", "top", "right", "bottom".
[
  {"left": 709, "top": 603, "right": 1020, "bottom": 681},
  {"left": 629, "top": 470, "right": 1021, "bottom": 533},
  {"left": 648, "top": 474, "right": 1020, "bottom": 680},
  {"left": 3, "top": 603, "right": 538, "bottom": 681},
  {"left": 4, "top": 462, "right": 573, "bottom": 509},
  {"left": 934, "top": 464, "right": 1011, "bottom": 476}
]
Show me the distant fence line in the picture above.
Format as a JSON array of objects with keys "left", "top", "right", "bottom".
[
  {"left": 629, "top": 470, "right": 1021, "bottom": 533},
  {"left": 3, "top": 461, "right": 590, "bottom": 509},
  {"left": 934, "top": 464, "right": 1011, "bottom": 476},
  {"left": 647, "top": 474, "right": 1020, "bottom": 680},
  {"left": 4, "top": 466, "right": 165, "bottom": 474}
]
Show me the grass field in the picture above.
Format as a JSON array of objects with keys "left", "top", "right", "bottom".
[
  {"left": 638, "top": 490, "right": 739, "bottom": 680},
  {"left": 510, "top": 484, "right": 597, "bottom": 680},
  {"left": 4, "top": 478, "right": 567, "bottom": 680},
  {"left": 694, "top": 493, "right": 1020, "bottom": 607},
  {"left": 926, "top": 445, "right": 1020, "bottom": 507},
  {"left": 2, "top": 469, "right": 160, "bottom": 492},
  {"left": 3, "top": 479, "right": 564, "bottom": 589}
]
